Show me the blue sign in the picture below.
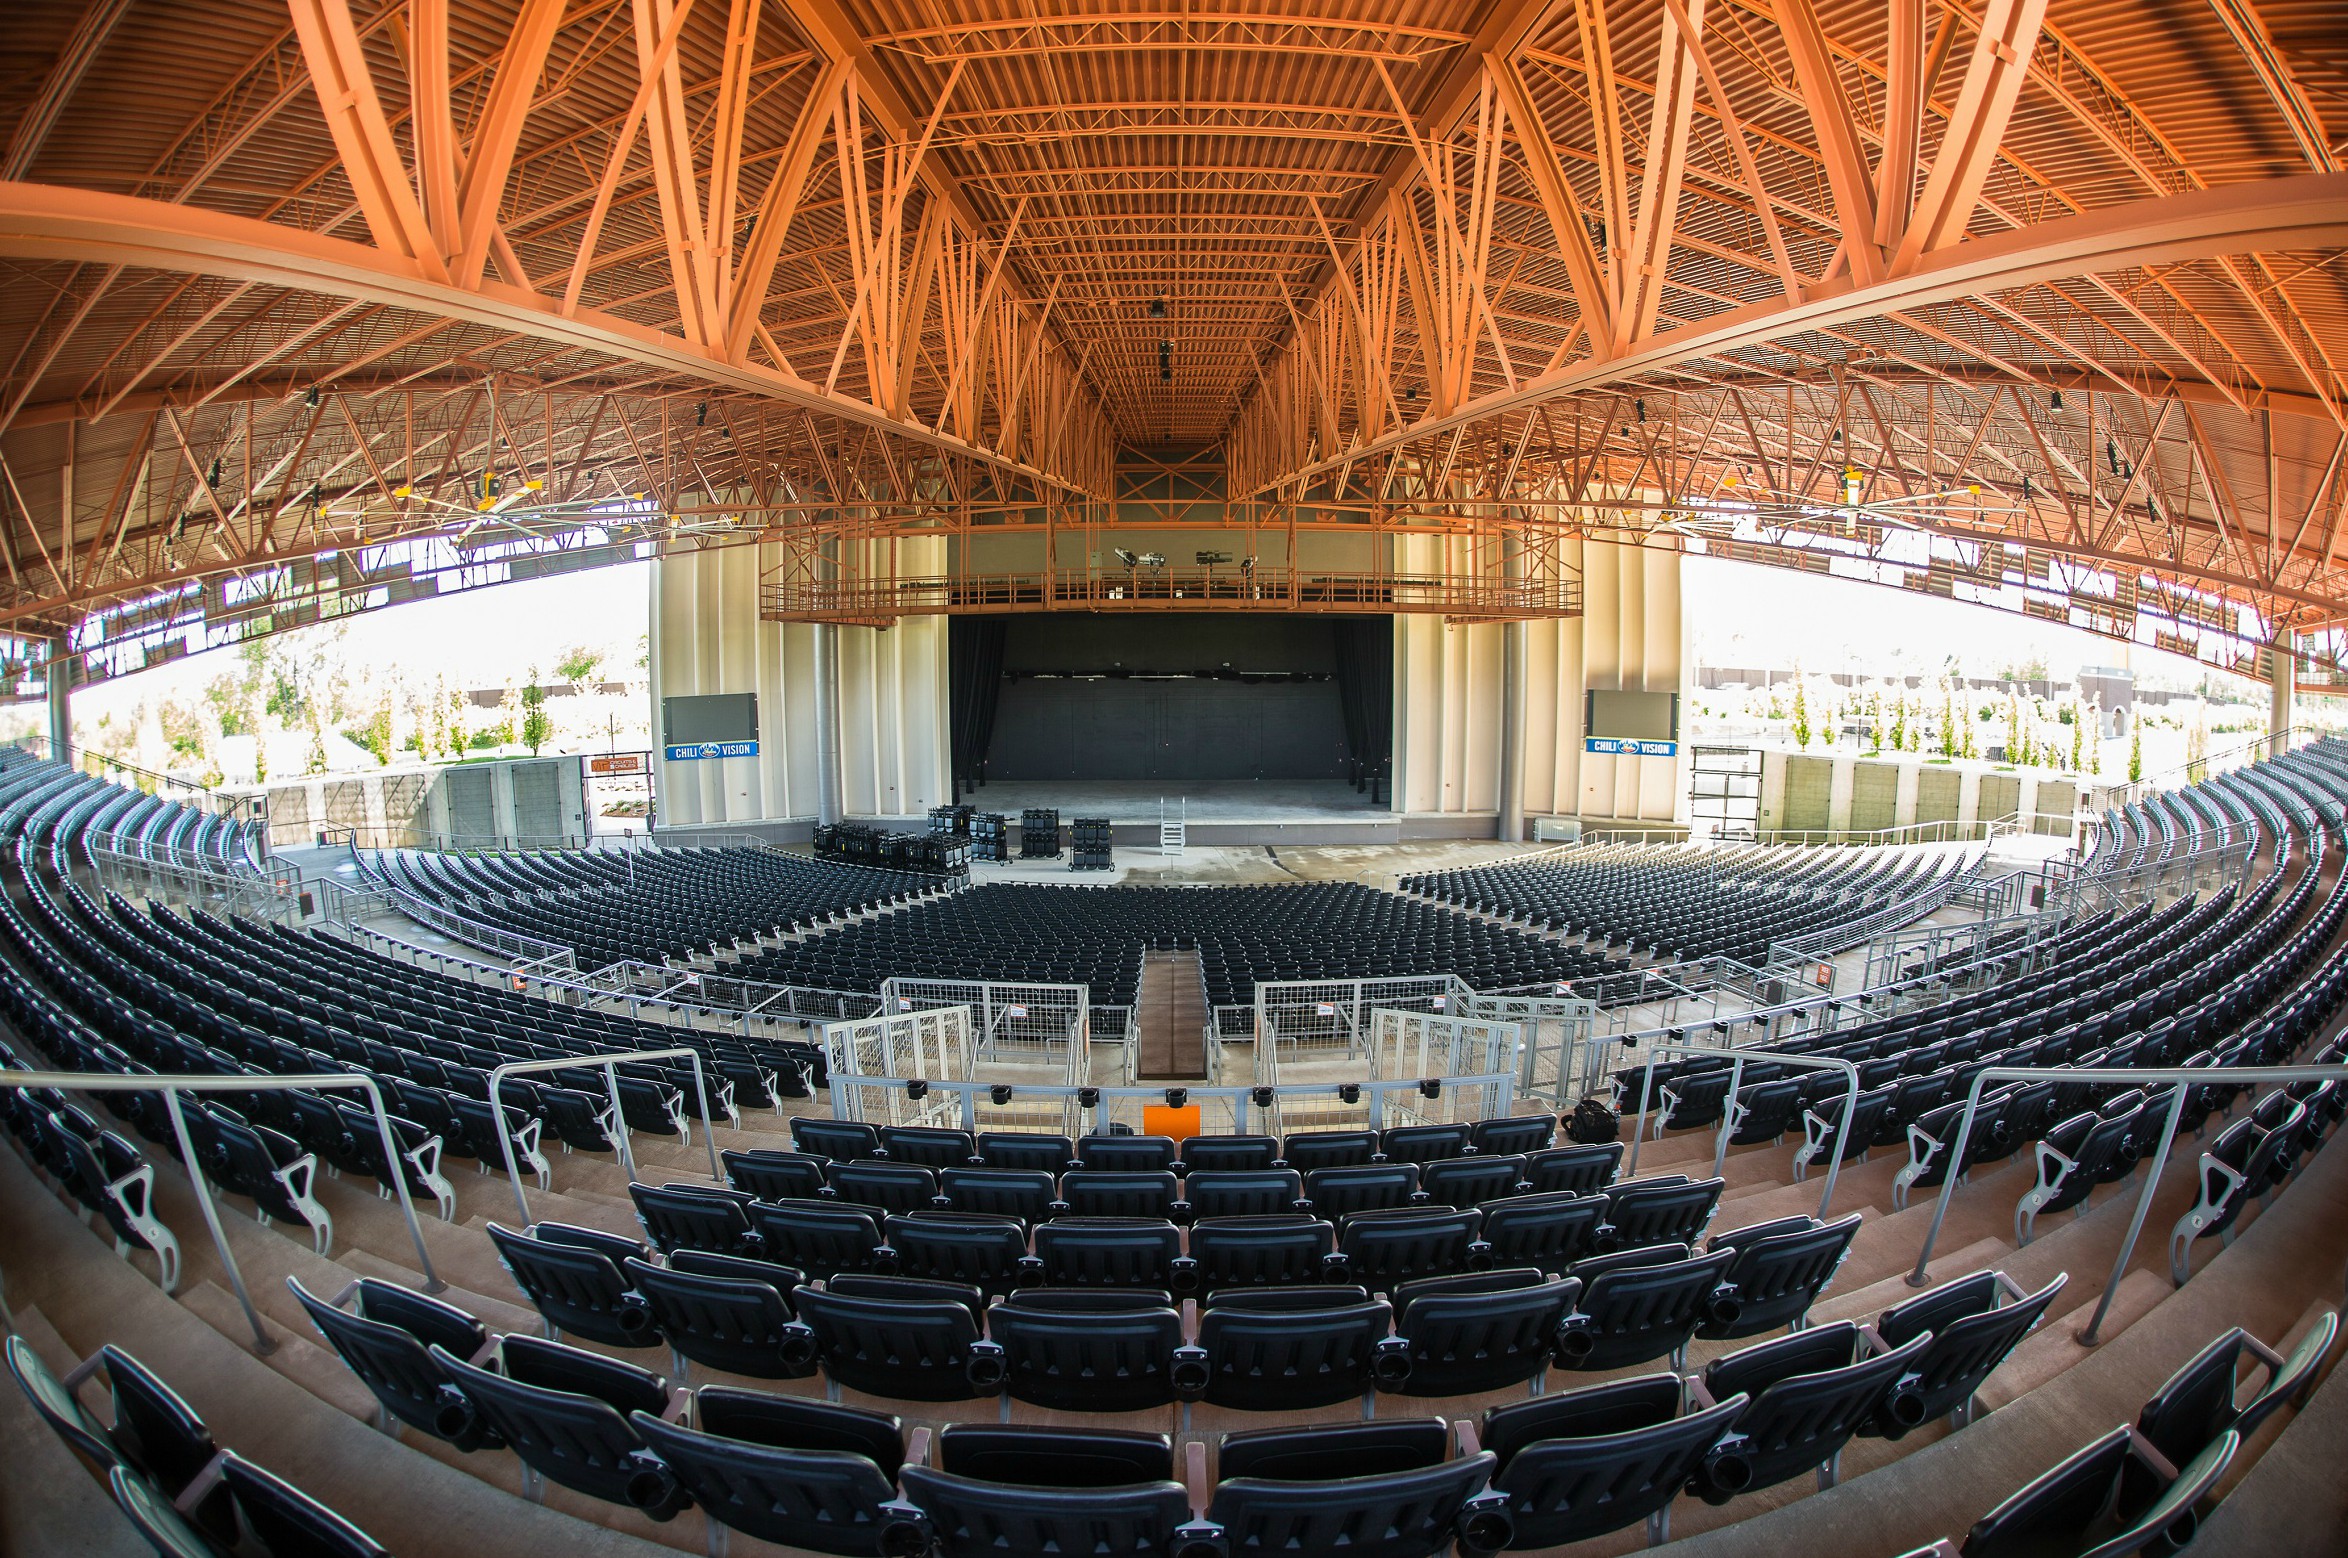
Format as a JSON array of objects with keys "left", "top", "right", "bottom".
[
  {"left": 1585, "top": 737, "right": 1678, "bottom": 757},
  {"left": 666, "top": 740, "right": 759, "bottom": 761}
]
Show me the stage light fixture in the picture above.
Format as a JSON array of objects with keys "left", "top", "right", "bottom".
[
  {"left": 1114, "top": 548, "right": 1139, "bottom": 567},
  {"left": 1150, "top": 290, "right": 1168, "bottom": 319},
  {"left": 2050, "top": 389, "right": 2065, "bottom": 412},
  {"left": 695, "top": 401, "right": 708, "bottom": 426}
]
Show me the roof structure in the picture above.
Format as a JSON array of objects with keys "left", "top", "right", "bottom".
[{"left": 0, "top": 0, "right": 2342, "bottom": 685}]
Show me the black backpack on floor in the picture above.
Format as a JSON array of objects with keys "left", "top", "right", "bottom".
[{"left": 1566, "top": 1097, "right": 1621, "bottom": 1145}]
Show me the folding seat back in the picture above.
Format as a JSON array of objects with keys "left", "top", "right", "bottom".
[
  {"left": 1521, "top": 1144, "right": 1621, "bottom": 1198},
  {"left": 786, "top": 1284, "right": 991, "bottom": 1402},
  {"left": 1179, "top": 1134, "right": 1279, "bottom": 1172},
  {"left": 1699, "top": 1214, "right": 1863, "bottom": 1338},
  {"left": 1868, "top": 1271, "right": 2067, "bottom": 1435},
  {"left": 1728, "top": 1080, "right": 1805, "bottom": 1146},
  {"left": 982, "top": 1296, "right": 1189, "bottom": 1413},
  {"left": 1336, "top": 1206, "right": 1483, "bottom": 1291},
  {"left": 98, "top": 1346, "right": 225, "bottom": 1515},
  {"left": 1189, "top": 1215, "right": 1337, "bottom": 1291},
  {"left": 1469, "top": 1116, "right": 1554, "bottom": 1157},
  {"left": 1600, "top": 1176, "right": 1723, "bottom": 1251},
  {"left": 1478, "top": 1192, "right": 1606, "bottom": 1276},
  {"left": 1557, "top": 1247, "right": 1735, "bottom": 1372},
  {"left": 1303, "top": 1163, "right": 1421, "bottom": 1219},
  {"left": 430, "top": 1337, "right": 684, "bottom": 1515},
  {"left": 1183, "top": 1169, "right": 1302, "bottom": 1220},
  {"left": 1421, "top": 1155, "right": 1527, "bottom": 1208},
  {"left": 2136, "top": 1313, "right": 2338, "bottom": 1473},
  {"left": 793, "top": 1118, "right": 883, "bottom": 1161},
  {"left": 1481, "top": 1373, "right": 1749, "bottom": 1548},
  {"left": 1657, "top": 1069, "right": 1734, "bottom": 1131},
  {"left": 1056, "top": 1169, "right": 1176, "bottom": 1220},
  {"left": 628, "top": 1392, "right": 905, "bottom": 1556},
  {"left": 881, "top": 1125, "right": 978, "bottom": 1169},
  {"left": 1201, "top": 1441, "right": 1509, "bottom": 1558},
  {"left": 827, "top": 1160, "right": 943, "bottom": 1216},
  {"left": 1959, "top": 1423, "right": 2237, "bottom": 1558},
  {"left": 721, "top": 1148, "right": 828, "bottom": 1202},
  {"left": 629, "top": 1181, "right": 756, "bottom": 1257},
  {"left": 1691, "top": 1322, "right": 1933, "bottom": 1500},
  {"left": 937, "top": 1167, "right": 1057, "bottom": 1223},
  {"left": 218, "top": 1454, "right": 390, "bottom": 1558},
  {"left": 746, "top": 1198, "right": 886, "bottom": 1281},
  {"left": 1378, "top": 1124, "right": 1471, "bottom": 1164},
  {"left": 487, "top": 1221, "right": 658, "bottom": 1347},
  {"left": 1280, "top": 1130, "right": 1377, "bottom": 1171},
  {"left": 291, "top": 1276, "right": 500, "bottom": 1448},
  {"left": 1389, "top": 1272, "right": 1579, "bottom": 1396},
  {"left": 1192, "top": 1295, "right": 1404, "bottom": 1410},
  {"left": 6, "top": 1333, "right": 116, "bottom": 1468},
  {"left": 1032, "top": 1217, "right": 1184, "bottom": 1291},
  {"left": 624, "top": 1258, "right": 801, "bottom": 1379},
  {"left": 897, "top": 1460, "right": 1193, "bottom": 1558},
  {"left": 1075, "top": 1133, "right": 1177, "bottom": 1172},
  {"left": 883, "top": 1212, "right": 1029, "bottom": 1295},
  {"left": 978, "top": 1132, "right": 1076, "bottom": 1173}
]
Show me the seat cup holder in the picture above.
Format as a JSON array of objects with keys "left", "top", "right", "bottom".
[
  {"left": 1554, "top": 1322, "right": 1596, "bottom": 1365},
  {"left": 965, "top": 1343, "right": 1007, "bottom": 1390},
  {"left": 1706, "top": 1290, "right": 1744, "bottom": 1329},
  {"left": 1884, "top": 1384, "right": 1929, "bottom": 1432},
  {"left": 431, "top": 1385, "right": 479, "bottom": 1443},
  {"left": 1699, "top": 1439, "right": 1754, "bottom": 1503},
  {"left": 876, "top": 1503, "right": 932, "bottom": 1558},
  {"left": 622, "top": 1454, "right": 687, "bottom": 1520},
  {"left": 1455, "top": 1494, "right": 1516, "bottom": 1556},
  {"left": 1170, "top": 1346, "right": 1211, "bottom": 1397},
  {"left": 1370, "top": 1340, "right": 1413, "bottom": 1389},
  {"left": 778, "top": 1324, "right": 819, "bottom": 1372},
  {"left": 615, "top": 1297, "right": 653, "bottom": 1337},
  {"left": 1171, "top": 1525, "right": 1229, "bottom": 1558}
]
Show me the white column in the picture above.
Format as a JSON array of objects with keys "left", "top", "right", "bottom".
[
  {"left": 812, "top": 623, "right": 843, "bottom": 824},
  {"left": 2270, "top": 627, "right": 2296, "bottom": 758},
  {"left": 44, "top": 639, "right": 70, "bottom": 764}
]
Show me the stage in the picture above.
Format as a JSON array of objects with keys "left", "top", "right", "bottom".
[{"left": 873, "top": 780, "right": 1496, "bottom": 847}]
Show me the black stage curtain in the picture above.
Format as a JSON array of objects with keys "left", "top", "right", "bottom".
[
  {"left": 1332, "top": 617, "right": 1394, "bottom": 795},
  {"left": 948, "top": 617, "right": 1009, "bottom": 798}
]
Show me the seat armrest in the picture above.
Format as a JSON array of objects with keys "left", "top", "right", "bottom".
[{"left": 905, "top": 1425, "right": 932, "bottom": 1467}]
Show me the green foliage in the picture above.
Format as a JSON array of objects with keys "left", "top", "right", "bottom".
[
  {"left": 1790, "top": 679, "right": 1811, "bottom": 748},
  {"left": 555, "top": 645, "right": 603, "bottom": 688},
  {"left": 468, "top": 729, "right": 501, "bottom": 750},
  {"left": 2069, "top": 702, "right": 2085, "bottom": 772},
  {"left": 520, "top": 669, "right": 553, "bottom": 755},
  {"left": 2128, "top": 719, "right": 2143, "bottom": 783}
]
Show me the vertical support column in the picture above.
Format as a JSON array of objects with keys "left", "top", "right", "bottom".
[
  {"left": 1498, "top": 620, "right": 1526, "bottom": 843},
  {"left": 2269, "top": 627, "right": 2295, "bottom": 758},
  {"left": 44, "top": 638, "right": 71, "bottom": 765},
  {"left": 812, "top": 623, "right": 844, "bottom": 825}
]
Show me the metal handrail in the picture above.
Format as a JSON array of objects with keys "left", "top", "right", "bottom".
[
  {"left": 485, "top": 1047, "right": 722, "bottom": 1229},
  {"left": 0, "top": 1067, "right": 443, "bottom": 1353},
  {"left": 1621, "top": 1043, "right": 1860, "bottom": 1220},
  {"left": 2108, "top": 725, "right": 2312, "bottom": 808},
  {"left": 1906, "top": 1060, "right": 2348, "bottom": 1344}
]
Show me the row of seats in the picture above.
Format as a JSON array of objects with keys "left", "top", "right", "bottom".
[
  {"left": 1402, "top": 838, "right": 1967, "bottom": 964},
  {"left": 729, "top": 881, "right": 1632, "bottom": 1008}
]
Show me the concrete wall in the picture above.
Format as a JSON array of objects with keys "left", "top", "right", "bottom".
[
  {"left": 649, "top": 540, "right": 949, "bottom": 826},
  {"left": 1753, "top": 747, "right": 2088, "bottom": 839},
  {"left": 261, "top": 757, "right": 581, "bottom": 847},
  {"left": 1393, "top": 537, "right": 1687, "bottom": 832}
]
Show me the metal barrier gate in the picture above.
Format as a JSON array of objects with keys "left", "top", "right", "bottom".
[
  {"left": 1252, "top": 975, "right": 1458, "bottom": 1081},
  {"left": 821, "top": 1006, "right": 977, "bottom": 1130},
  {"left": 1455, "top": 992, "right": 1601, "bottom": 1105},
  {"left": 881, "top": 977, "right": 1088, "bottom": 1083}
]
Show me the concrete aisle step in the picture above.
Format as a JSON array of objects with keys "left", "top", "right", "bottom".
[
  {"left": 177, "top": 1279, "right": 384, "bottom": 1425},
  {"left": 1135, "top": 949, "right": 1209, "bottom": 1080},
  {"left": 1805, "top": 1235, "right": 2017, "bottom": 1328},
  {"left": 1973, "top": 1268, "right": 2172, "bottom": 1412},
  {"left": 2192, "top": 1337, "right": 2348, "bottom": 1556}
]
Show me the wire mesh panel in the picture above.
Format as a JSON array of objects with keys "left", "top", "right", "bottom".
[
  {"left": 882, "top": 978, "right": 1087, "bottom": 1082},
  {"left": 1253, "top": 976, "right": 1463, "bottom": 1081},
  {"left": 1368, "top": 1009, "right": 1522, "bottom": 1083},
  {"left": 821, "top": 1006, "right": 974, "bottom": 1126},
  {"left": 1456, "top": 994, "right": 1600, "bottom": 1105}
]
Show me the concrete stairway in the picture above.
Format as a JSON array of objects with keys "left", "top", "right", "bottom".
[{"left": 1135, "top": 949, "right": 1209, "bottom": 1079}]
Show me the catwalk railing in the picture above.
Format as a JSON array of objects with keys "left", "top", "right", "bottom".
[
  {"left": 820, "top": 1073, "right": 1523, "bottom": 1140},
  {"left": 0, "top": 1067, "right": 443, "bottom": 1354}
]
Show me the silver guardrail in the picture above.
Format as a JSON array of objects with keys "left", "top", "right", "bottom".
[
  {"left": 0, "top": 1067, "right": 443, "bottom": 1353},
  {"left": 1906, "top": 1061, "right": 2348, "bottom": 1344},
  {"left": 485, "top": 1047, "right": 723, "bottom": 1229},
  {"left": 824, "top": 1073, "right": 1521, "bottom": 1136},
  {"left": 1620, "top": 1043, "right": 1862, "bottom": 1221}
]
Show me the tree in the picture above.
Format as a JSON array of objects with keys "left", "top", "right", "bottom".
[
  {"left": 1888, "top": 693, "right": 1908, "bottom": 754},
  {"left": 2069, "top": 699, "right": 2085, "bottom": 771},
  {"left": 1790, "top": 679, "right": 1811, "bottom": 748},
  {"left": 555, "top": 644, "right": 603, "bottom": 689},
  {"left": 1938, "top": 687, "right": 1958, "bottom": 757},
  {"left": 2185, "top": 704, "right": 2209, "bottom": 783},
  {"left": 520, "top": 669, "right": 553, "bottom": 756},
  {"left": 2128, "top": 717, "right": 2143, "bottom": 783},
  {"left": 354, "top": 695, "right": 395, "bottom": 766},
  {"left": 2003, "top": 692, "right": 2024, "bottom": 763}
]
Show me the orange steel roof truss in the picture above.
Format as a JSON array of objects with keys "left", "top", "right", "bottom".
[{"left": 0, "top": 0, "right": 2341, "bottom": 671}]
